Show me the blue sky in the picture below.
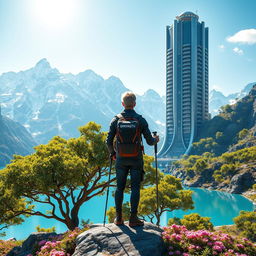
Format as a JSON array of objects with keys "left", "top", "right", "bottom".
[{"left": 0, "top": 0, "right": 255, "bottom": 96}]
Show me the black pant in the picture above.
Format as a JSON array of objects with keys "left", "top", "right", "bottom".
[{"left": 115, "top": 164, "right": 143, "bottom": 214}]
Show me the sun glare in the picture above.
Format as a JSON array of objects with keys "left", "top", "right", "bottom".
[{"left": 31, "top": 0, "right": 76, "bottom": 29}]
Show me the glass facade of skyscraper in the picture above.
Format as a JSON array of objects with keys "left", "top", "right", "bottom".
[{"left": 158, "top": 12, "right": 209, "bottom": 162}]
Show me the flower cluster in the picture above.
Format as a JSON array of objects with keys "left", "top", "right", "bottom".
[
  {"left": 35, "top": 227, "right": 85, "bottom": 256},
  {"left": 162, "top": 225, "right": 256, "bottom": 256}
]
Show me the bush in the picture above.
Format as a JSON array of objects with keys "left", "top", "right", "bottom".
[
  {"left": 36, "top": 225, "right": 56, "bottom": 233},
  {"left": 168, "top": 213, "right": 213, "bottom": 231},
  {"left": 33, "top": 226, "right": 89, "bottom": 256},
  {"left": 162, "top": 224, "right": 256, "bottom": 256},
  {"left": 0, "top": 240, "right": 22, "bottom": 256},
  {"left": 234, "top": 211, "right": 256, "bottom": 242}
]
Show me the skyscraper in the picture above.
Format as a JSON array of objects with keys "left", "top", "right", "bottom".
[{"left": 158, "top": 12, "right": 209, "bottom": 163}]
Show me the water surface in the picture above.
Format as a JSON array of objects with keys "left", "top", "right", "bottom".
[{"left": 3, "top": 186, "right": 254, "bottom": 240}]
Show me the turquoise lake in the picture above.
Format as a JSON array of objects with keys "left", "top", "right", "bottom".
[{"left": 2, "top": 182, "right": 254, "bottom": 240}]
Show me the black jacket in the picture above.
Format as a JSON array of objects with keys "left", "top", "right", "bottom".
[{"left": 106, "top": 109, "right": 156, "bottom": 167}]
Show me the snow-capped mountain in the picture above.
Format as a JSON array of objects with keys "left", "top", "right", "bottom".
[
  {"left": 209, "top": 82, "right": 256, "bottom": 117},
  {"left": 0, "top": 59, "right": 165, "bottom": 145},
  {"left": 1, "top": 58, "right": 253, "bottom": 147}
]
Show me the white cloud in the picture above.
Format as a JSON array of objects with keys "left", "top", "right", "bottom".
[
  {"left": 218, "top": 44, "right": 225, "bottom": 49},
  {"left": 227, "top": 29, "right": 256, "bottom": 44},
  {"left": 233, "top": 47, "right": 244, "bottom": 55}
]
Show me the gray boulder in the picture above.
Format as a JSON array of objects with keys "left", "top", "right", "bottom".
[
  {"left": 73, "top": 222, "right": 167, "bottom": 256},
  {"left": 226, "top": 167, "right": 256, "bottom": 194}
]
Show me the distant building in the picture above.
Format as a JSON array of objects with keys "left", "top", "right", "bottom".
[{"left": 158, "top": 12, "right": 209, "bottom": 166}]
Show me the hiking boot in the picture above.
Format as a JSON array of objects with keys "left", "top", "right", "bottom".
[
  {"left": 129, "top": 214, "right": 144, "bottom": 227},
  {"left": 114, "top": 212, "right": 124, "bottom": 226}
]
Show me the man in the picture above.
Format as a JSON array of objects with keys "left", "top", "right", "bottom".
[{"left": 106, "top": 91, "right": 159, "bottom": 227}]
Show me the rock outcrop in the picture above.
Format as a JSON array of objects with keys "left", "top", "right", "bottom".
[
  {"left": 73, "top": 222, "right": 167, "bottom": 256},
  {"left": 6, "top": 232, "right": 57, "bottom": 256},
  {"left": 172, "top": 162, "right": 256, "bottom": 195},
  {"left": 226, "top": 166, "right": 256, "bottom": 193}
]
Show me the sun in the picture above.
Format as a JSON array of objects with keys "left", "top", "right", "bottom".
[{"left": 31, "top": 0, "right": 76, "bottom": 29}]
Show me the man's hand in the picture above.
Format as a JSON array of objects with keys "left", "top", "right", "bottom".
[
  {"left": 110, "top": 152, "right": 116, "bottom": 161},
  {"left": 153, "top": 135, "right": 160, "bottom": 143}
]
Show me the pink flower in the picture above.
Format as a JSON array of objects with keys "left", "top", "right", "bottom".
[
  {"left": 183, "top": 254, "right": 189, "bottom": 256},
  {"left": 38, "top": 240, "right": 47, "bottom": 246},
  {"left": 50, "top": 249, "right": 66, "bottom": 256},
  {"left": 188, "top": 245, "right": 196, "bottom": 250},
  {"left": 68, "top": 233, "right": 77, "bottom": 238},
  {"left": 175, "top": 251, "right": 181, "bottom": 255},
  {"left": 236, "top": 243, "right": 245, "bottom": 249},
  {"left": 213, "top": 245, "right": 223, "bottom": 252}
]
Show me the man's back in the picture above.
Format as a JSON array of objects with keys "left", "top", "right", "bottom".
[
  {"left": 106, "top": 108, "right": 156, "bottom": 165},
  {"left": 105, "top": 91, "right": 159, "bottom": 227}
]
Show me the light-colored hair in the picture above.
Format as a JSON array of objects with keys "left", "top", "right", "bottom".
[{"left": 121, "top": 91, "right": 136, "bottom": 108}]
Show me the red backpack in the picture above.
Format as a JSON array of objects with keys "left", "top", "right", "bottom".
[{"left": 116, "top": 114, "right": 141, "bottom": 157}]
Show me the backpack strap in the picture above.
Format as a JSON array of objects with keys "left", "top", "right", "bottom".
[{"left": 116, "top": 113, "right": 125, "bottom": 120}]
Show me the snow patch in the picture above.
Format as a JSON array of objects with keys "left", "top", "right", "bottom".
[
  {"left": 32, "top": 132, "right": 42, "bottom": 136},
  {"left": 48, "top": 93, "right": 67, "bottom": 103},
  {"left": 32, "top": 111, "right": 40, "bottom": 120}
]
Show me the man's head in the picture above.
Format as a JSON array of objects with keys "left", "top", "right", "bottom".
[{"left": 121, "top": 91, "right": 136, "bottom": 109}]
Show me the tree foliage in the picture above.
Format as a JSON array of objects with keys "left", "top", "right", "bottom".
[
  {"left": 0, "top": 122, "right": 113, "bottom": 231},
  {"left": 175, "top": 146, "right": 256, "bottom": 185},
  {"left": 107, "top": 172, "right": 194, "bottom": 226},
  {"left": 234, "top": 211, "right": 256, "bottom": 242},
  {"left": 191, "top": 87, "right": 256, "bottom": 156},
  {"left": 168, "top": 213, "right": 214, "bottom": 231}
]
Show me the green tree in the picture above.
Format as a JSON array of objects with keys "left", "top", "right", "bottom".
[
  {"left": 192, "top": 137, "right": 218, "bottom": 155},
  {"left": 194, "top": 159, "right": 207, "bottom": 173},
  {"left": 238, "top": 129, "right": 249, "bottom": 140},
  {"left": 234, "top": 211, "right": 256, "bottom": 242},
  {"left": 107, "top": 174, "right": 193, "bottom": 226},
  {"left": 168, "top": 213, "right": 214, "bottom": 231},
  {"left": 0, "top": 184, "right": 28, "bottom": 236},
  {"left": 0, "top": 122, "right": 114, "bottom": 230},
  {"left": 138, "top": 175, "right": 194, "bottom": 225}
]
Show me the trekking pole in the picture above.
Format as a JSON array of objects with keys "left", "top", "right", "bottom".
[
  {"left": 103, "top": 157, "right": 113, "bottom": 227},
  {"left": 152, "top": 131, "right": 160, "bottom": 226}
]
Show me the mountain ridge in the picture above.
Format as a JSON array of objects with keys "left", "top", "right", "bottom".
[
  {"left": 0, "top": 59, "right": 165, "bottom": 148},
  {"left": 0, "top": 106, "right": 36, "bottom": 166}
]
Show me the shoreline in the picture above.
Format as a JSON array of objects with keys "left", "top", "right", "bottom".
[{"left": 182, "top": 182, "right": 256, "bottom": 207}]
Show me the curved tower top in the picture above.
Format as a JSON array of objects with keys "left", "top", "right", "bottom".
[{"left": 176, "top": 11, "right": 199, "bottom": 21}]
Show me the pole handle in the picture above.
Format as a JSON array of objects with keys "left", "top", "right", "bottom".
[{"left": 152, "top": 131, "right": 158, "bottom": 153}]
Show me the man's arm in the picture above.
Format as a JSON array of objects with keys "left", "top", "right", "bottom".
[
  {"left": 106, "top": 117, "right": 118, "bottom": 155},
  {"left": 140, "top": 117, "right": 158, "bottom": 146}
]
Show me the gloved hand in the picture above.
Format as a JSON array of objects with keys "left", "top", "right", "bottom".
[{"left": 110, "top": 152, "right": 116, "bottom": 161}]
